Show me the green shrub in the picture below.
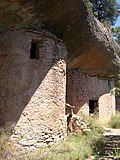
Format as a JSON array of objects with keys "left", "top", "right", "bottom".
[
  {"left": 109, "top": 113, "right": 120, "bottom": 129},
  {"left": 114, "top": 146, "right": 120, "bottom": 159},
  {"left": 85, "top": 116, "right": 106, "bottom": 158},
  {"left": 86, "top": 116, "right": 103, "bottom": 134}
]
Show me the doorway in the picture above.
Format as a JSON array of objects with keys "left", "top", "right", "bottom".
[{"left": 89, "top": 100, "right": 99, "bottom": 114}]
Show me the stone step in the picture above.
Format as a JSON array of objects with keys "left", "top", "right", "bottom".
[
  {"left": 105, "top": 135, "right": 120, "bottom": 140},
  {"left": 106, "top": 141, "right": 120, "bottom": 143},
  {"left": 105, "top": 142, "right": 120, "bottom": 145},
  {"left": 102, "top": 134, "right": 120, "bottom": 158},
  {"left": 100, "top": 156, "right": 119, "bottom": 160},
  {"left": 104, "top": 147, "right": 120, "bottom": 150},
  {"left": 105, "top": 143, "right": 120, "bottom": 146}
]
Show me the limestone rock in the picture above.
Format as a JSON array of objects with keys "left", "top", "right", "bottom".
[
  {"left": 19, "top": 139, "right": 37, "bottom": 147},
  {"left": 0, "top": 0, "right": 120, "bottom": 77}
]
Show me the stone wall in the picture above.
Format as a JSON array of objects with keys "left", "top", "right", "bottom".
[
  {"left": 67, "top": 69, "right": 115, "bottom": 121},
  {"left": 0, "top": 30, "right": 67, "bottom": 148},
  {"left": 116, "top": 97, "right": 120, "bottom": 111}
]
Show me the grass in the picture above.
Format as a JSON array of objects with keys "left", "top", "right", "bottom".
[
  {"left": 0, "top": 117, "right": 106, "bottom": 160},
  {"left": 25, "top": 135, "right": 105, "bottom": 160},
  {"left": 108, "top": 113, "right": 120, "bottom": 129},
  {"left": 0, "top": 124, "right": 17, "bottom": 160},
  {"left": 22, "top": 116, "right": 106, "bottom": 160},
  {"left": 113, "top": 146, "right": 120, "bottom": 159}
]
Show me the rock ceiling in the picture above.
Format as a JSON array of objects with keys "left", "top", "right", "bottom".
[{"left": 0, "top": 0, "right": 120, "bottom": 77}]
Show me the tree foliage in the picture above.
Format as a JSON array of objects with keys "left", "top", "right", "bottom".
[
  {"left": 112, "top": 26, "right": 120, "bottom": 44},
  {"left": 89, "top": 0, "right": 120, "bottom": 25}
]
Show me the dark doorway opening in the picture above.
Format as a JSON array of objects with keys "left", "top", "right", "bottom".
[
  {"left": 89, "top": 100, "right": 98, "bottom": 114},
  {"left": 30, "top": 40, "right": 39, "bottom": 59}
]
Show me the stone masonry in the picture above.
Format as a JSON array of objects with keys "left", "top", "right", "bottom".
[
  {"left": 0, "top": 30, "right": 67, "bottom": 148},
  {"left": 0, "top": 29, "right": 117, "bottom": 148},
  {"left": 67, "top": 69, "right": 115, "bottom": 122},
  {"left": 116, "top": 97, "right": 120, "bottom": 111}
]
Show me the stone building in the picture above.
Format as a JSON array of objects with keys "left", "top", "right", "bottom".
[
  {"left": 67, "top": 70, "right": 115, "bottom": 121},
  {"left": 116, "top": 97, "right": 120, "bottom": 111},
  {"left": 0, "top": 30, "right": 67, "bottom": 146},
  {"left": 0, "top": 0, "right": 120, "bottom": 147}
]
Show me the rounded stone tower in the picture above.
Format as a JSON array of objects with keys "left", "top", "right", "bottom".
[{"left": 0, "top": 30, "right": 67, "bottom": 147}]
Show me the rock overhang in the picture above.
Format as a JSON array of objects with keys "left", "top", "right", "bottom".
[{"left": 0, "top": 0, "right": 120, "bottom": 78}]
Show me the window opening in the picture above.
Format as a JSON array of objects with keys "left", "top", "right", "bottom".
[
  {"left": 30, "top": 40, "right": 39, "bottom": 59},
  {"left": 89, "top": 100, "right": 98, "bottom": 114}
]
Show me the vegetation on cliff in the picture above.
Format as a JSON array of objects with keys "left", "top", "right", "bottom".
[
  {"left": 88, "top": 0, "right": 120, "bottom": 25},
  {"left": 112, "top": 26, "right": 120, "bottom": 44}
]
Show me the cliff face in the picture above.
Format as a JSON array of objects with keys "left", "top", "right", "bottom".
[{"left": 0, "top": 0, "right": 120, "bottom": 77}]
